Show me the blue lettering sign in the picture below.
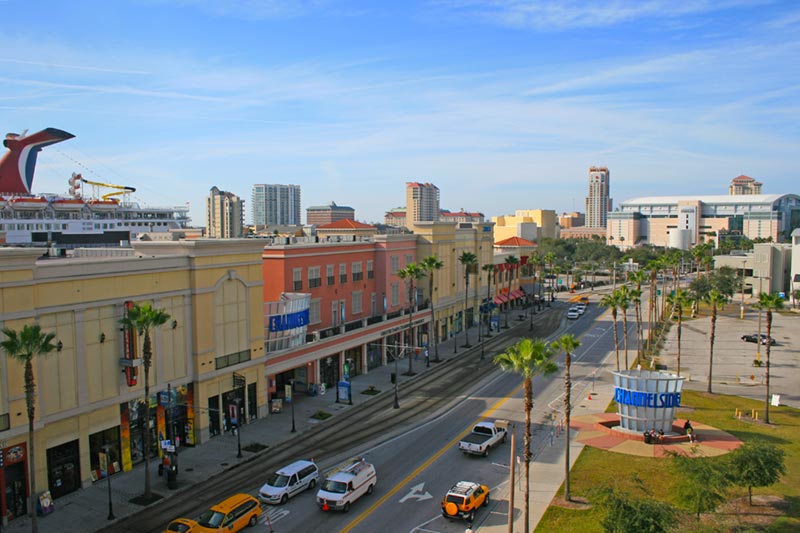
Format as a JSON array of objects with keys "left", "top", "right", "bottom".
[
  {"left": 614, "top": 387, "right": 680, "bottom": 408},
  {"left": 268, "top": 309, "right": 310, "bottom": 332}
]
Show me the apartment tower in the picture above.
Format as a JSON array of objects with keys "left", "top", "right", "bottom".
[
  {"left": 405, "top": 182, "right": 440, "bottom": 227},
  {"left": 252, "top": 184, "right": 302, "bottom": 227},
  {"left": 306, "top": 201, "right": 355, "bottom": 226},
  {"left": 206, "top": 186, "right": 244, "bottom": 238},
  {"left": 585, "top": 166, "right": 612, "bottom": 228}
]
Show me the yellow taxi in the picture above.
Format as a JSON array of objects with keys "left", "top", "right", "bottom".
[
  {"left": 441, "top": 481, "right": 490, "bottom": 522},
  {"left": 165, "top": 493, "right": 262, "bottom": 532}
]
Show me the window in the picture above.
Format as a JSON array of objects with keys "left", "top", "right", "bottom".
[
  {"left": 308, "top": 266, "right": 321, "bottom": 288},
  {"left": 367, "top": 260, "right": 374, "bottom": 279},
  {"left": 391, "top": 283, "right": 400, "bottom": 306},
  {"left": 293, "top": 268, "right": 303, "bottom": 291},
  {"left": 352, "top": 262, "right": 363, "bottom": 282},
  {"left": 391, "top": 256, "right": 400, "bottom": 274},
  {"left": 327, "top": 265, "right": 335, "bottom": 286},
  {"left": 405, "top": 254, "right": 413, "bottom": 266},
  {"left": 309, "top": 299, "right": 321, "bottom": 324},
  {"left": 352, "top": 291, "right": 363, "bottom": 314},
  {"left": 339, "top": 263, "right": 347, "bottom": 284},
  {"left": 215, "top": 349, "right": 252, "bottom": 370},
  {"left": 331, "top": 301, "right": 339, "bottom": 326}
]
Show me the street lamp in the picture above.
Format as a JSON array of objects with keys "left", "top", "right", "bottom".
[
  {"left": 756, "top": 276, "right": 764, "bottom": 363},
  {"left": 393, "top": 345, "right": 400, "bottom": 409},
  {"left": 289, "top": 380, "right": 296, "bottom": 433},
  {"left": 740, "top": 260, "right": 746, "bottom": 320},
  {"left": 235, "top": 399, "right": 243, "bottom": 458},
  {"left": 101, "top": 444, "right": 115, "bottom": 520}
]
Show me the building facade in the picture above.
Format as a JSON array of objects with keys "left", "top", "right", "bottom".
[
  {"left": 729, "top": 175, "right": 763, "bottom": 195},
  {"left": 492, "top": 209, "right": 557, "bottom": 242},
  {"left": 206, "top": 186, "right": 244, "bottom": 238},
  {"left": 559, "top": 212, "right": 585, "bottom": 229},
  {"left": 406, "top": 182, "right": 440, "bottom": 226},
  {"left": 252, "top": 184, "right": 302, "bottom": 227},
  {"left": 306, "top": 202, "right": 355, "bottom": 226},
  {"left": 607, "top": 193, "right": 800, "bottom": 250},
  {"left": 439, "top": 210, "right": 485, "bottom": 224},
  {"left": 586, "top": 166, "right": 612, "bottom": 229}
]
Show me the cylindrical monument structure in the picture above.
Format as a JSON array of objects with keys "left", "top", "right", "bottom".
[{"left": 612, "top": 369, "right": 684, "bottom": 433}]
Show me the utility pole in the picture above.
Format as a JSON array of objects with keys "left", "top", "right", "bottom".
[{"left": 507, "top": 425, "right": 516, "bottom": 533}]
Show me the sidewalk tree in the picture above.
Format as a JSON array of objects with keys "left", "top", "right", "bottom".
[
  {"left": 398, "top": 263, "right": 426, "bottom": 376},
  {"left": 458, "top": 252, "right": 478, "bottom": 347},
  {"left": 671, "top": 452, "right": 730, "bottom": 520},
  {"left": 420, "top": 255, "right": 444, "bottom": 362},
  {"left": 628, "top": 269, "right": 648, "bottom": 363},
  {"left": 595, "top": 486, "right": 677, "bottom": 533},
  {"left": 481, "top": 263, "right": 495, "bottom": 336},
  {"left": 120, "top": 302, "right": 171, "bottom": 501},
  {"left": 727, "top": 440, "right": 786, "bottom": 505},
  {"left": 494, "top": 338, "right": 557, "bottom": 533},
  {"left": 2, "top": 324, "right": 57, "bottom": 533},
  {"left": 703, "top": 289, "right": 728, "bottom": 394},
  {"left": 754, "top": 292, "right": 784, "bottom": 424},
  {"left": 600, "top": 292, "right": 621, "bottom": 371},
  {"left": 554, "top": 333, "right": 580, "bottom": 502},
  {"left": 616, "top": 285, "right": 632, "bottom": 369},
  {"left": 666, "top": 289, "right": 691, "bottom": 376},
  {"left": 504, "top": 255, "right": 519, "bottom": 328}
]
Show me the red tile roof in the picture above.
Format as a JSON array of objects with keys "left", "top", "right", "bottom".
[
  {"left": 318, "top": 219, "right": 375, "bottom": 229},
  {"left": 494, "top": 236, "right": 536, "bottom": 247}
]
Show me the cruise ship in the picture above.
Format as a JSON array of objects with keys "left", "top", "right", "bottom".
[{"left": 0, "top": 128, "right": 192, "bottom": 248}]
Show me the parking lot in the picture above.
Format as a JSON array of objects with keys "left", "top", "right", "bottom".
[{"left": 657, "top": 304, "right": 800, "bottom": 408}]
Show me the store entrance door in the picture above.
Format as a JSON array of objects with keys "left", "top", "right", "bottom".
[{"left": 46, "top": 440, "right": 81, "bottom": 499}]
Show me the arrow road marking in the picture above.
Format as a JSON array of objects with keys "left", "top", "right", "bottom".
[{"left": 399, "top": 482, "right": 433, "bottom": 503}]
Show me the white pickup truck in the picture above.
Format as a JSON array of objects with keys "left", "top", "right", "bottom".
[{"left": 458, "top": 420, "right": 509, "bottom": 456}]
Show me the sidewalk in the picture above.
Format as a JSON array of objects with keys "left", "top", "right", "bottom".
[{"left": 7, "top": 309, "right": 534, "bottom": 533}]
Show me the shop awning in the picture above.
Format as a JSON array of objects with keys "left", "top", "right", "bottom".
[
  {"left": 509, "top": 290, "right": 524, "bottom": 299},
  {"left": 493, "top": 294, "right": 508, "bottom": 305}
]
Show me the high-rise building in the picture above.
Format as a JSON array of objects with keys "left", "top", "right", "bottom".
[
  {"left": 406, "top": 182, "right": 440, "bottom": 226},
  {"left": 729, "top": 175, "right": 763, "bottom": 195},
  {"left": 206, "top": 186, "right": 244, "bottom": 238},
  {"left": 252, "top": 184, "right": 302, "bottom": 227},
  {"left": 585, "top": 166, "right": 612, "bottom": 228},
  {"left": 306, "top": 201, "right": 355, "bottom": 226}
]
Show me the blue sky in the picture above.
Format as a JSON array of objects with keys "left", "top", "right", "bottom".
[{"left": 2, "top": 0, "right": 799, "bottom": 226}]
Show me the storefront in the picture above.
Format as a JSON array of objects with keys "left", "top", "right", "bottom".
[
  {"left": 46, "top": 440, "right": 81, "bottom": 499},
  {"left": 366, "top": 341, "right": 383, "bottom": 370},
  {"left": 88, "top": 427, "right": 121, "bottom": 482},
  {"left": 1, "top": 444, "right": 28, "bottom": 522},
  {"left": 320, "top": 356, "right": 340, "bottom": 389},
  {"left": 344, "top": 347, "right": 362, "bottom": 377}
]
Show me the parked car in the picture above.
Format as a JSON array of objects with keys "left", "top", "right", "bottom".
[
  {"left": 259, "top": 459, "right": 319, "bottom": 504},
  {"left": 741, "top": 333, "right": 776, "bottom": 346},
  {"left": 458, "top": 420, "right": 508, "bottom": 456},
  {"left": 441, "top": 481, "right": 490, "bottom": 522},
  {"left": 567, "top": 307, "right": 580, "bottom": 319},
  {"left": 317, "top": 458, "right": 377, "bottom": 512},
  {"left": 165, "top": 493, "right": 261, "bottom": 533}
]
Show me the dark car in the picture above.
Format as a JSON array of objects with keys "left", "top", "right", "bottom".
[{"left": 741, "top": 334, "right": 776, "bottom": 346}]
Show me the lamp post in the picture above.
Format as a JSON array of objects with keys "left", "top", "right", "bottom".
[
  {"left": 756, "top": 276, "right": 764, "bottom": 363},
  {"left": 289, "top": 380, "right": 296, "bottom": 433},
  {"left": 101, "top": 444, "right": 115, "bottom": 520},
  {"left": 740, "top": 260, "right": 746, "bottom": 320},
  {"left": 235, "top": 399, "right": 243, "bottom": 458},
  {"left": 393, "top": 345, "right": 400, "bottom": 409}
]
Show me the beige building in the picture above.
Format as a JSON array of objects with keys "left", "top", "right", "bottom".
[
  {"left": 560, "top": 226, "right": 606, "bottom": 240},
  {"left": 586, "top": 167, "right": 612, "bottom": 228},
  {"left": 0, "top": 240, "right": 264, "bottom": 513},
  {"left": 206, "top": 186, "right": 244, "bottom": 238},
  {"left": 729, "top": 175, "right": 763, "bottom": 195},
  {"left": 315, "top": 219, "right": 378, "bottom": 240},
  {"left": 406, "top": 182, "right": 440, "bottom": 226},
  {"left": 559, "top": 212, "right": 585, "bottom": 228},
  {"left": 492, "top": 209, "right": 557, "bottom": 242},
  {"left": 714, "top": 242, "right": 792, "bottom": 296}
]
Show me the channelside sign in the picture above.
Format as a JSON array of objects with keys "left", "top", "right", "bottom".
[
  {"left": 614, "top": 387, "right": 681, "bottom": 408},
  {"left": 268, "top": 309, "right": 310, "bottom": 332}
]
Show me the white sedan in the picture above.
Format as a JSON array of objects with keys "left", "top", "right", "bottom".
[{"left": 567, "top": 307, "right": 580, "bottom": 319}]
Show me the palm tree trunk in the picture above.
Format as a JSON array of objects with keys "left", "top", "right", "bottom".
[
  {"left": 25, "top": 360, "right": 39, "bottom": 533},
  {"left": 677, "top": 313, "right": 682, "bottom": 376},
  {"left": 523, "top": 378, "right": 532, "bottom": 533},
  {"left": 635, "top": 301, "right": 643, "bottom": 365},
  {"left": 622, "top": 312, "right": 629, "bottom": 369},
  {"left": 612, "top": 309, "right": 620, "bottom": 371},
  {"left": 708, "top": 305, "right": 717, "bottom": 393},
  {"left": 143, "top": 333, "right": 153, "bottom": 500},
  {"left": 765, "top": 311, "right": 772, "bottom": 424},
  {"left": 564, "top": 353, "right": 571, "bottom": 502}
]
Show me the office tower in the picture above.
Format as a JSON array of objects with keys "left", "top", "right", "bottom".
[
  {"left": 585, "top": 167, "right": 612, "bottom": 228},
  {"left": 206, "top": 186, "right": 244, "bottom": 238},
  {"left": 252, "top": 184, "right": 302, "bottom": 227},
  {"left": 406, "top": 182, "right": 440, "bottom": 226},
  {"left": 306, "top": 201, "right": 355, "bottom": 225},
  {"left": 729, "top": 175, "right": 763, "bottom": 195}
]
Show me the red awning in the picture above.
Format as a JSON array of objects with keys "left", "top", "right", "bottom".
[
  {"left": 493, "top": 294, "right": 508, "bottom": 305},
  {"left": 513, "top": 289, "right": 525, "bottom": 299}
]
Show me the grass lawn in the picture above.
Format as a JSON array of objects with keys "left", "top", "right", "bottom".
[{"left": 537, "top": 390, "right": 800, "bottom": 532}]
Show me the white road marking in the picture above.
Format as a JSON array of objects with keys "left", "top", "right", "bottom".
[{"left": 399, "top": 482, "right": 433, "bottom": 503}]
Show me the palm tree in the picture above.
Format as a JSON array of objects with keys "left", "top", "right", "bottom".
[
  {"left": 704, "top": 289, "right": 728, "bottom": 394},
  {"left": 504, "top": 255, "right": 519, "bottom": 328},
  {"left": 120, "top": 302, "right": 171, "bottom": 500},
  {"left": 2, "top": 324, "right": 57, "bottom": 533},
  {"left": 482, "top": 263, "right": 496, "bottom": 338},
  {"left": 494, "top": 338, "right": 557, "bottom": 533},
  {"left": 544, "top": 251, "right": 556, "bottom": 297},
  {"left": 601, "top": 292, "right": 621, "bottom": 371},
  {"left": 397, "top": 263, "right": 426, "bottom": 375},
  {"left": 628, "top": 270, "right": 648, "bottom": 364},
  {"left": 666, "top": 289, "right": 690, "bottom": 376},
  {"left": 554, "top": 333, "right": 581, "bottom": 502},
  {"left": 617, "top": 285, "right": 632, "bottom": 369},
  {"left": 420, "top": 255, "right": 444, "bottom": 363},
  {"left": 459, "top": 252, "right": 478, "bottom": 347},
  {"left": 755, "top": 293, "right": 784, "bottom": 424}
]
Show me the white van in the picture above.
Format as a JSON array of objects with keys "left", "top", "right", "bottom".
[
  {"left": 316, "top": 458, "right": 377, "bottom": 512},
  {"left": 259, "top": 459, "right": 319, "bottom": 504}
]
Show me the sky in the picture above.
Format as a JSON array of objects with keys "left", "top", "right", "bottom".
[{"left": 2, "top": 0, "right": 799, "bottom": 226}]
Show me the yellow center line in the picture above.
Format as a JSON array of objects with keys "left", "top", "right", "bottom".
[{"left": 339, "top": 381, "right": 524, "bottom": 533}]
